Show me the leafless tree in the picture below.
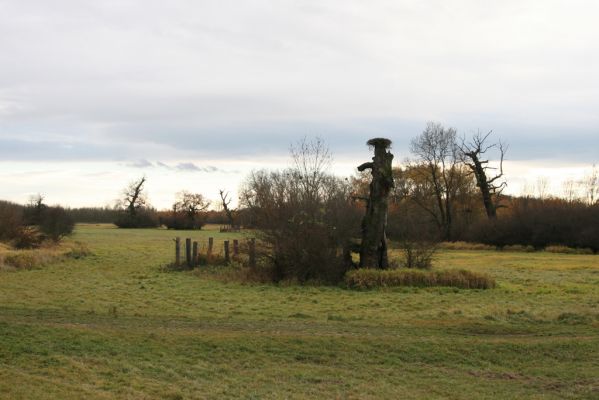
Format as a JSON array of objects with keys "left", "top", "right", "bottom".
[
  {"left": 122, "top": 176, "right": 147, "bottom": 217},
  {"left": 562, "top": 178, "right": 579, "bottom": 203},
  {"left": 175, "top": 191, "right": 210, "bottom": 221},
  {"left": 219, "top": 190, "right": 236, "bottom": 227},
  {"left": 239, "top": 137, "right": 360, "bottom": 282},
  {"left": 410, "top": 122, "right": 461, "bottom": 241},
  {"left": 536, "top": 176, "right": 549, "bottom": 200},
  {"left": 290, "top": 136, "right": 333, "bottom": 204},
  {"left": 458, "top": 130, "right": 508, "bottom": 219},
  {"left": 581, "top": 164, "right": 598, "bottom": 205}
]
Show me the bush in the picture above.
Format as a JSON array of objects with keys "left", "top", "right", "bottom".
[
  {"left": 114, "top": 209, "right": 159, "bottom": 228},
  {"left": 39, "top": 206, "right": 74, "bottom": 241},
  {"left": 502, "top": 244, "right": 535, "bottom": 252},
  {"left": 544, "top": 245, "right": 594, "bottom": 255},
  {"left": 438, "top": 241, "right": 495, "bottom": 251},
  {"left": 468, "top": 198, "right": 599, "bottom": 252},
  {"left": 12, "top": 227, "right": 44, "bottom": 249},
  {"left": 345, "top": 268, "right": 496, "bottom": 289},
  {"left": 160, "top": 211, "right": 206, "bottom": 230},
  {"left": 0, "top": 200, "right": 24, "bottom": 241},
  {"left": 239, "top": 138, "right": 362, "bottom": 284},
  {"left": 399, "top": 241, "right": 437, "bottom": 269}
]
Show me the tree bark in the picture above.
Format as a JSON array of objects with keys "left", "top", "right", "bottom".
[{"left": 358, "top": 138, "right": 394, "bottom": 268}]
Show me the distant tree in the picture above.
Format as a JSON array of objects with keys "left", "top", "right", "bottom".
[
  {"left": 0, "top": 200, "right": 24, "bottom": 242},
  {"left": 458, "top": 130, "right": 508, "bottom": 219},
  {"left": 20, "top": 195, "right": 74, "bottom": 243},
  {"left": 219, "top": 189, "right": 236, "bottom": 227},
  {"left": 410, "top": 122, "right": 461, "bottom": 241},
  {"left": 122, "top": 177, "right": 147, "bottom": 217},
  {"left": 581, "top": 164, "right": 598, "bottom": 205},
  {"left": 39, "top": 206, "right": 74, "bottom": 242},
  {"left": 163, "top": 191, "right": 210, "bottom": 230},
  {"left": 24, "top": 193, "right": 48, "bottom": 225},
  {"left": 114, "top": 177, "right": 159, "bottom": 228}
]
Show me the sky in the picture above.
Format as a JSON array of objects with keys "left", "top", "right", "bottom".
[{"left": 1, "top": 0, "right": 598, "bottom": 208}]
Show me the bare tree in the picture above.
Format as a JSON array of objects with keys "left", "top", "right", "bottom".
[
  {"left": 122, "top": 176, "right": 147, "bottom": 217},
  {"left": 536, "top": 176, "right": 549, "bottom": 200},
  {"left": 175, "top": 191, "right": 210, "bottom": 222},
  {"left": 290, "top": 136, "right": 333, "bottom": 204},
  {"left": 410, "top": 122, "right": 460, "bottom": 241},
  {"left": 458, "top": 130, "right": 508, "bottom": 219},
  {"left": 239, "top": 137, "right": 360, "bottom": 282},
  {"left": 581, "top": 164, "right": 598, "bottom": 205},
  {"left": 562, "top": 178, "right": 579, "bottom": 203},
  {"left": 219, "top": 190, "right": 236, "bottom": 227}
]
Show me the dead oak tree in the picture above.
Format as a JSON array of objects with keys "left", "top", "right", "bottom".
[
  {"left": 123, "top": 176, "right": 147, "bottom": 217},
  {"left": 459, "top": 131, "right": 507, "bottom": 219},
  {"left": 219, "top": 189, "right": 237, "bottom": 228},
  {"left": 358, "top": 138, "right": 394, "bottom": 269}
]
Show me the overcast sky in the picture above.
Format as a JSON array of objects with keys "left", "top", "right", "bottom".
[{"left": 1, "top": 0, "right": 598, "bottom": 208}]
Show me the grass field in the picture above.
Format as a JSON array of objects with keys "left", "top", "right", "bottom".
[{"left": 1, "top": 224, "right": 599, "bottom": 399}]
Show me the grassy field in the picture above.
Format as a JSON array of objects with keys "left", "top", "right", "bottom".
[{"left": 1, "top": 224, "right": 598, "bottom": 399}]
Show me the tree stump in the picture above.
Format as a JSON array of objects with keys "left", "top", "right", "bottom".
[{"left": 358, "top": 138, "right": 394, "bottom": 268}]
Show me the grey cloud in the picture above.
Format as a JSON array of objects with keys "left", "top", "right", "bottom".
[{"left": 127, "top": 159, "right": 154, "bottom": 168}]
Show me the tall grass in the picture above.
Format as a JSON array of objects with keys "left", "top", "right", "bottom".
[
  {"left": 345, "top": 268, "right": 496, "bottom": 289},
  {"left": 0, "top": 241, "right": 91, "bottom": 271}
]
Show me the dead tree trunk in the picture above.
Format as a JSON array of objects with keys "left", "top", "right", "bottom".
[
  {"left": 358, "top": 138, "right": 394, "bottom": 268},
  {"left": 219, "top": 190, "right": 236, "bottom": 227},
  {"left": 459, "top": 131, "right": 507, "bottom": 219}
]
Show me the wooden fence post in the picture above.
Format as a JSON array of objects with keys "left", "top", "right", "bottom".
[
  {"left": 186, "top": 238, "right": 192, "bottom": 268},
  {"left": 193, "top": 241, "right": 198, "bottom": 267},
  {"left": 224, "top": 240, "right": 230, "bottom": 264},
  {"left": 208, "top": 237, "right": 214, "bottom": 261},
  {"left": 248, "top": 238, "right": 256, "bottom": 268},
  {"left": 233, "top": 239, "right": 239, "bottom": 258},
  {"left": 175, "top": 237, "right": 181, "bottom": 266}
]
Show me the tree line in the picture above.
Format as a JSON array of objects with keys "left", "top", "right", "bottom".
[{"left": 4, "top": 123, "right": 596, "bottom": 258}]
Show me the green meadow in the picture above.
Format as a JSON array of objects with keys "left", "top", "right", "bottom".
[{"left": 1, "top": 224, "right": 598, "bottom": 399}]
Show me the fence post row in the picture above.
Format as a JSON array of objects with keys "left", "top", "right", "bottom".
[{"left": 174, "top": 236, "right": 255, "bottom": 267}]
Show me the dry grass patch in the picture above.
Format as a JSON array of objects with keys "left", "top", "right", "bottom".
[
  {"left": 0, "top": 241, "right": 91, "bottom": 271},
  {"left": 345, "top": 268, "right": 496, "bottom": 290}
]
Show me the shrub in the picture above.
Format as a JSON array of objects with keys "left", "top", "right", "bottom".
[
  {"left": 544, "top": 245, "right": 594, "bottom": 255},
  {"left": 160, "top": 211, "right": 206, "bottom": 230},
  {"left": 438, "top": 241, "right": 495, "bottom": 251},
  {"left": 12, "top": 227, "right": 44, "bottom": 249},
  {"left": 239, "top": 138, "right": 362, "bottom": 284},
  {"left": 0, "top": 200, "right": 23, "bottom": 241},
  {"left": 38, "top": 206, "right": 74, "bottom": 241},
  {"left": 114, "top": 209, "right": 159, "bottom": 228},
  {"left": 345, "top": 268, "right": 496, "bottom": 289},
  {"left": 502, "top": 244, "right": 535, "bottom": 252},
  {"left": 399, "top": 241, "right": 437, "bottom": 269}
]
